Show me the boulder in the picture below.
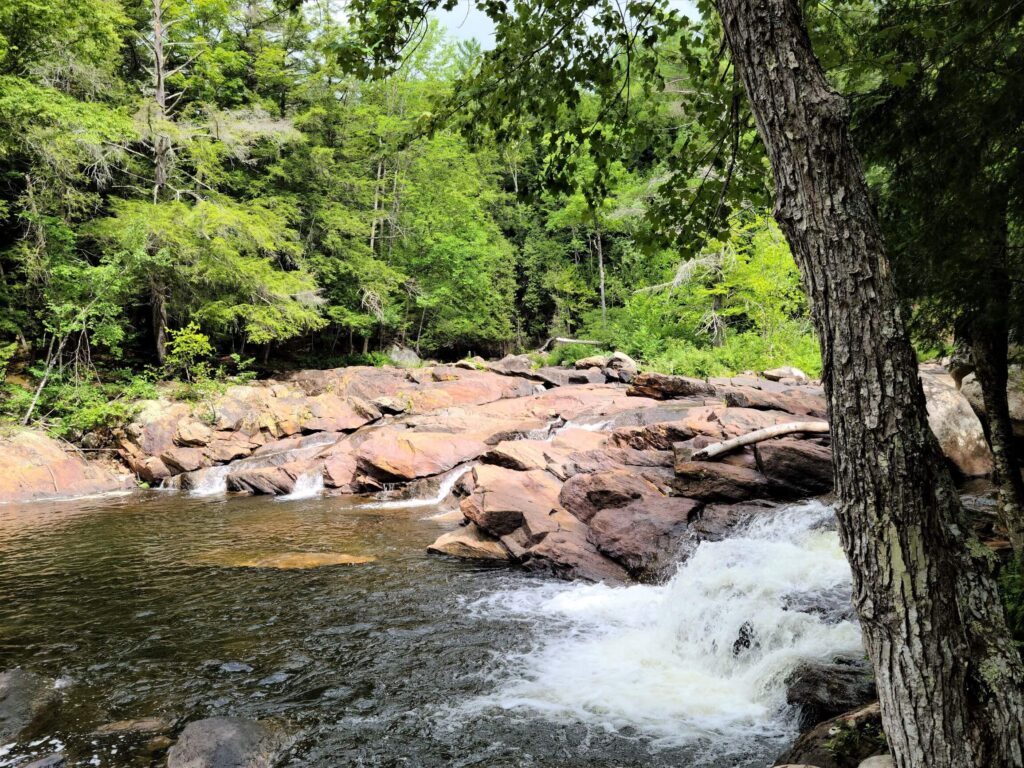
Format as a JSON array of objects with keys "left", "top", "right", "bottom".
[
  {"left": 605, "top": 351, "right": 639, "bottom": 382},
  {"left": 558, "top": 468, "right": 670, "bottom": 523},
  {"left": 720, "top": 385, "right": 827, "bottom": 418},
  {"left": 574, "top": 354, "right": 611, "bottom": 370},
  {"left": 355, "top": 431, "right": 489, "bottom": 481},
  {"left": 166, "top": 717, "right": 289, "bottom": 768},
  {"left": 785, "top": 656, "right": 876, "bottom": 728},
  {"left": 531, "top": 366, "right": 606, "bottom": 387},
  {"left": 0, "top": 669, "right": 59, "bottom": 742},
  {"left": 175, "top": 420, "right": 213, "bottom": 447},
  {"left": 690, "top": 499, "right": 779, "bottom": 542},
  {"left": 921, "top": 372, "right": 993, "bottom": 477},
  {"left": 763, "top": 366, "right": 809, "bottom": 383},
  {"left": 776, "top": 702, "right": 886, "bottom": 768},
  {"left": 961, "top": 365, "right": 1024, "bottom": 438},
  {"left": 487, "top": 354, "right": 534, "bottom": 376},
  {"left": 588, "top": 496, "right": 703, "bottom": 578},
  {"left": 0, "top": 431, "right": 129, "bottom": 503},
  {"left": 857, "top": 758, "right": 895, "bottom": 768},
  {"left": 303, "top": 393, "right": 379, "bottom": 433},
  {"left": 386, "top": 344, "right": 421, "bottom": 368},
  {"left": 160, "top": 446, "right": 210, "bottom": 474},
  {"left": 610, "top": 420, "right": 696, "bottom": 451},
  {"left": 755, "top": 439, "right": 834, "bottom": 498},
  {"left": 672, "top": 461, "right": 770, "bottom": 502},
  {"left": 427, "top": 522, "right": 511, "bottom": 561},
  {"left": 521, "top": 527, "right": 629, "bottom": 584},
  {"left": 627, "top": 372, "right": 716, "bottom": 399},
  {"left": 460, "top": 465, "right": 563, "bottom": 536}
]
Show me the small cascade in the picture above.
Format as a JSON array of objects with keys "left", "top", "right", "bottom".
[
  {"left": 276, "top": 472, "right": 325, "bottom": 501},
  {"left": 465, "top": 500, "right": 861, "bottom": 755},
  {"left": 363, "top": 464, "right": 475, "bottom": 510},
  {"left": 186, "top": 465, "right": 232, "bottom": 497}
]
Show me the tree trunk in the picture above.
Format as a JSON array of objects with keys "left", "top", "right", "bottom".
[
  {"left": 150, "top": 0, "right": 170, "bottom": 203},
  {"left": 593, "top": 214, "right": 607, "bottom": 325},
  {"left": 151, "top": 281, "right": 168, "bottom": 363},
  {"left": 713, "top": 1, "right": 1024, "bottom": 766}
]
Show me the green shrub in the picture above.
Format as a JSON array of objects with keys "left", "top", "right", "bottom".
[{"left": 164, "top": 322, "right": 214, "bottom": 382}]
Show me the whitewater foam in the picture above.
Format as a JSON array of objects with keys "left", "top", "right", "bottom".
[
  {"left": 464, "top": 500, "right": 861, "bottom": 756},
  {"left": 362, "top": 464, "right": 474, "bottom": 510},
  {"left": 276, "top": 472, "right": 325, "bottom": 501}
]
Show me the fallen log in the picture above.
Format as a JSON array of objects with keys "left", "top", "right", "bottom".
[
  {"left": 536, "top": 337, "right": 603, "bottom": 353},
  {"left": 690, "top": 421, "right": 829, "bottom": 461}
]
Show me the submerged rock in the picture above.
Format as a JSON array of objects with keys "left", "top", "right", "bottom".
[
  {"left": 0, "top": 668, "right": 60, "bottom": 742},
  {"left": 214, "top": 552, "right": 376, "bottom": 569},
  {"left": 94, "top": 716, "right": 173, "bottom": 735},
  {"left": 166, "top": 717, "right": 289, "bottom": 768}
]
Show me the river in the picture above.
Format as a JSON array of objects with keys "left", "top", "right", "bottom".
[{"left": 0, "top": 490, "right": 859, "bottom": 767}]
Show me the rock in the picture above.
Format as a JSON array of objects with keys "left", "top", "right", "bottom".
[
  {"left": 487, "top": 354, "right": 534, "bottom": 376},
  {"left": 0, "top": 669, "right": 59, "bottom": 742},
  {"left": 756, "top": 439, "right": 834, "bottom": 498},
  {"left": 303, "top": 394, "right": 379, "bottom": 433},
  {"left": 776, "top": 702, "right": 886, "bottom": 768},
  {"left": 720, "top": 385, "right": 827, "bottom": 418},
  {"left": 226, "top": 464, "right": 303, "bottom": 495},
  {"left": 672, "top": 461, "right": 770, "bottom": 502},
  {"left": 588, "top": 496, "right": 703, "bottom": 578},
  {"left": 166, "top": 717, "right": 289, "bottom": 768},
  {"left": 785, "top": 656, "right": 876, "bottom": 728},
  {"left": 857, "top": 758, "right": 894, "bottom": 768},
  {"left": 627, "top": 372, "right": 716, "bottom": 400},
  {"left": 22, "top": 755, "right": 65, "bottom": 768},
  {"left": 160, "top": 446, "right": 210, "bottom": 474},
  {"left": 559, "top": 468, "right": 670, "bottom": 523},
  {"left": 175, "top": 420, "right": 214, "bottom": 447},
  {"left": 605, "top": 351, "right": 639, "bottom": 383},
  {"left": 225, "top": 552, "right": 376, "bottom": 569},
  {"left": 574, "top": 354, "right": 611, "bottom": 370},
  {"left": 921, "top": 372, "right": 993, "bottom": 477},
  {"left": 763, "top": 366, "right": 809, "bottom": 383},
  {"left": 94, "top": 716, "right": 172, "bottom": 735},
  {"left": 690, "top": 499, "right": 779, "bottom": 542},
  {"left": 610, "top": 420, "right": 696, "bottom": 450},
  {"left": 386, "top": 344, "right": 421, "bottom": 368},
  {"left": 521, "top": 527, "right": 629, "bottom": 584},
  {"left": 961, "top": 365, "right": 1024, "bottom": 437},
  {"left": 428, "top": 523, "right": 511, "bottom": 560},
  {"left": 461, "top": 465, "right": 563, "bottom": 536},
  {"left": 355, "top": 431, "right": 489, "bottom": 481},
  {"left": 530, "top": 366, "right": 606, "bottom": 387},
  {"left": 0, "top": 431, "right": 129, "bottom": 503}
]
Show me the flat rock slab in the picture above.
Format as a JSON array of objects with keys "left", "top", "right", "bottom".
[{"left": 166, "top": 717, "right": 289, "bottom": 768}]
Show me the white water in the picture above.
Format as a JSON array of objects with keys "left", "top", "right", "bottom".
[
  {"left": 363, "top": 464, "right": 475, "bottom": 510},
  {"left": 187, "top": 465, "right": 232, "bottom": 497},
  {"left": 276, "top": 472, "right": 325, "bottom": 501},
  {"left": 465, "top": 500, "right": 861, "bottom": 758}
]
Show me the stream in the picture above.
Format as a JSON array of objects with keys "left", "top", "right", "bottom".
[{"left": 0, "top": 490, "right": 859, "bottom": 767}]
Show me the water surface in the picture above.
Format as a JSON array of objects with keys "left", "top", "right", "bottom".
[{"left": 0, "top": 492, "right": 856, "bottom": 767}]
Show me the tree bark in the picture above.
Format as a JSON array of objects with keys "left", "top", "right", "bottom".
[
  {"left": 151, "top": 280, "right": 168, "bottom": 363},
  {"left": 966, "top": 319, "right": 1024, "bottom": 552},
  {"left": 713, "top": 1, "right": 1024, "bottom": 766}
]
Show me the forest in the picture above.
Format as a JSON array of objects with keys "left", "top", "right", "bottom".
[{"left": 2, "top": 1, "right": 1024, "bottom": 768}]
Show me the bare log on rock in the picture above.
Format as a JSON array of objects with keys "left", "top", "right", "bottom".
[
  {"left": 691, "top": 421, "right": 829, "bottom": 461},
  {"left": 536, "top": 337, "right": 603, "bottom": 353}
]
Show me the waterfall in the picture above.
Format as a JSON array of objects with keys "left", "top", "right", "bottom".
[
  {"left": 187, "top": 465, "right": 232, "bottom": 497},
  {"left": 465, "top": 500, "right": 861, "bottom": 756},
  {"left": 276, "top": 472, "right": 325, "bottom": 501},
  {"left": 363, "top": 464, "right": 475, "bottom": 510}
]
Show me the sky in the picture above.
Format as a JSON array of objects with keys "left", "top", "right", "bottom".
[{"left": 434, "top": 0, "right": 700, "bottom": 45}]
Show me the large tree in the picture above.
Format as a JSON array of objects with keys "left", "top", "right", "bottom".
[{"left": 340, "top": 0, "right": 1024, "bottom": 765}]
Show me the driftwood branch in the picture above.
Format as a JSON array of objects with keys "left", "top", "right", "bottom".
[
  {"left": 537, "top": 337, "right": 603, "bottom": 353},
  {"left": 691, "top": 421, "right": 829, "bottom": 461}
]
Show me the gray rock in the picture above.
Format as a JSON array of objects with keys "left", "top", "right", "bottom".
[
  {"left": 858, "top": 758, "right": 895, "bottom": 768},
  {"left": 386, "top": 345, "right": 421, "bottom": 368},
  {"left": 786, "top": 656, "right": 876, "bottom": 728},
  {"left": 487, "top": 354, "right": 534, "bottom": 376},
  {"left": 22, "top": 754, "right": 65, "bottom": 768},
  {"left": 166, "top": 717, "right": 289, "bottom": 768},
  {"left": 0, "top": 669, "right": 59, "bottom": 743},
  {"left": 606, "top": 351, "right": 639, "bottom": 382}
]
